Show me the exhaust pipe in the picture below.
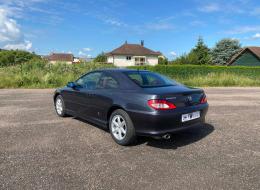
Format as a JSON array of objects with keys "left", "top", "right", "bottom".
[{"left": 162, "top": 134, "right": 171, "bottom": 140}]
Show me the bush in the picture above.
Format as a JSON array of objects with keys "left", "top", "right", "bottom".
[
  {"left": 0, "top": 50, "right": 41, "bottom": 67},
  {"left": 0, "top": 62, "right": 115, "bottom": 88},
  {"left": 93, "top": 52, "right": 107, "bottom": 63}
]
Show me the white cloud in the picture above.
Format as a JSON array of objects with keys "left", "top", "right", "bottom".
[
  {"left": 78, "top": 50, "right": 85, "bottom": 56},
  {"left": 0, "top": 8, "right": 21, "bottom": 42},
  {"left": 83, "top": 47, "right": 91, "bottom": 51},
  {"left": 245, "top": 33, "right": 260, "bottom": 40},
  {"left": 79, "top": 47, "right": 92, "bottom": 56},
  {"left": 78, "top": 50, "right": 91, "bottom": 58},
  {"left": 4, "top": 40, "right": 32, "bottom": 50},
  {"left": 146, "top": 22, "right": 174, "bottom": 31},
  {"left": 225, "top": 26, "right": 260, "bottom": 34},
  {"left": 198, "top": 2, "right": 247, "bottom": 14},
  {"left": 198, "top": 3, "right": 220, "bottom": 13},
  {"left": 170, "top": 51, "right": 177, "bottom": 57},
  {"left": 252, "top": 33, "right": 260, "bottom": 39},
  {"left": 0, "top": 7, "right": 32, "bottom": 50},
  {"left": 104, "top": 18, "right": 125, "bottom": 27}
]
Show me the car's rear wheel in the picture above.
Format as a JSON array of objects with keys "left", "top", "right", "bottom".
[
  {"left": 55, "top": 95, "right": 67, "bottom": 117},
  {"left": 109, "top": 109, "right": 136, "bottom": 146}
]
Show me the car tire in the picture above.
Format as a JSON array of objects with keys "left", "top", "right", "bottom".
[
  {"left": 55, "top": 95, "right": 67, "bottom": 117},
  {"left": 109, "top": 109, "right": 136, "bottom": 146}
]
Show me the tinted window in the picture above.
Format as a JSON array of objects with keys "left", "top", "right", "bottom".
[
  {"left": 125, "top": 71, "right": 178, "bottom": 88},
  {"left": 97, "top": 74, "right": 119, "bottom": 89},
  {"left": 76, "top": 72, "right": 102, "bottom": 90}
]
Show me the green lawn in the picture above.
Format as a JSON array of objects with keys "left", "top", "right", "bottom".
[{"left": 1, "top": 62, "right": 260, "bottom": 88}]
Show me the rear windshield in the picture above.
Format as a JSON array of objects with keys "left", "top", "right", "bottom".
[{"left": 125, "top": 71, "right": 178, "bottom": 88}]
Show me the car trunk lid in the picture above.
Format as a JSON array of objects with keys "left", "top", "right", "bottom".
[{"left": 143, "top": 85, "right": 205, "bottom": 107}]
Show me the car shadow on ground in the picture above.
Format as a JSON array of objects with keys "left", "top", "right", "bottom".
[
  {"left": 138, "top": 123, "right": 215, "bottom": 149},
  {"left": 73, "top": 117, "right": 214, "bottom": 149}
]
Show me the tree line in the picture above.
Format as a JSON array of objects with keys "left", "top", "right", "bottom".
[
  {"left": 160, "top": 37, "right": 242, "bottom": 65},
  {"left": 0, "top": 37, "right": 242, "bottom": 67},
  {"left": 0, "top": 49, "right": 41, "bottom": 67}
]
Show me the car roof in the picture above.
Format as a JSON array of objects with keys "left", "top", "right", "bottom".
[{"left": 95, "top": 68, "right": 149, "bottom": 73}]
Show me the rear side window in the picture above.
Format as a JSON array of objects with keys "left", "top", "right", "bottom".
[
  {"left": 97, "top": 74, "right": 119, "bottom": 89},
  {"left": 125, "top": 71, "right": 178, "bottom": 88}
]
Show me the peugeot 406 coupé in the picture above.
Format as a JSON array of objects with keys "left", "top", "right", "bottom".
[{"left": 54, "top": 69, "right": 208, "bottom": 145}]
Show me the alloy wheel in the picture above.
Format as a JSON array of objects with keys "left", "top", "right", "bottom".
[
  {"left": 111, "top": 115, "right": 127, "bottom": 140},
  {"left": 56, "top": 98, "right": 63, "bottom": 115}
]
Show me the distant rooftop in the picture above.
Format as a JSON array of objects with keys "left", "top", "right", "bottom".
[
  {"left": 106, "top": 41, "right": 162, "bottom": 56},
  {"left": 47, "top": 53, "right": 74, "bottom": 62},
  {"left": 228, "top": 46, "right": 260, "bottom": 65}
]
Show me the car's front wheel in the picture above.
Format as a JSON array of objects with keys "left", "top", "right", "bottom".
[
  {"left": 109, "top": 109, "right": 136, "bottom": 146},
  {"left": 55, "top": 95, "right": 67, "bottom": 117}
]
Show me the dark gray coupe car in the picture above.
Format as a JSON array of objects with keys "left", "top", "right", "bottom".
[{"left": 54, "top": 69, "right": 208, "bottom": 145}]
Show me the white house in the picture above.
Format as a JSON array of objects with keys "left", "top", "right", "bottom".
[{"left": 106, "top": 41, "right": 162, "bottom": 67}]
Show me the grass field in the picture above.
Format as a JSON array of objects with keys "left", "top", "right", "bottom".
[{"left": 1, "top": 61, "right": 260, "bottom": 88}]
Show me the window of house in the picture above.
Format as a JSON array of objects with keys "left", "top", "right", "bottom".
[
  {"left": 126, "top": 56, "right": 132, "bottom": 60},
  {"left": 134, "top": 57, "right": 146, "bottom": 65}
]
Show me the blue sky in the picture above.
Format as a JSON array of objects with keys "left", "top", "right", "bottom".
[{"left": 0, "top": 0, "right": 260, "bottom": 59}]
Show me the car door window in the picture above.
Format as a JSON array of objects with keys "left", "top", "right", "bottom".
[
  {"left": 76, "top": 72, "right": 102, "bottom": 90},
  {"left": 97, "top": 74, "right": 119, "bottom": 89}
]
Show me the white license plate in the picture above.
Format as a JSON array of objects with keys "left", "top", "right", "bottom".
[{"left": 181, "top": 111, "right": 200, "bottom": 122}]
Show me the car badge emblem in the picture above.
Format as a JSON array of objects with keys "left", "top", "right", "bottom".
[{"left": 187, "top": 96, "right": 192, "bottom": 102}]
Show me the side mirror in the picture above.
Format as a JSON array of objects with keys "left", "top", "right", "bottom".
[{"left": 67, "top": 82, "right": 76, "bottom": 88}]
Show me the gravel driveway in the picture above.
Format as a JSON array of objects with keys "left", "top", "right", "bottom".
[{"left": 0, "top": 88, "right": 259, "bottom": 190}]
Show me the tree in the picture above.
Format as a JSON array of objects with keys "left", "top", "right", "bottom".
[
  {"left": 171, "top": 37, "right": 212, "bottom": 65},
  {"left": 190, "top": 37, "right": 212, "bottom": 65},
  {"left": 93, "top": 52, "right": 107, "bottom": 63},
  {"left": 0, "top": 50, "right": 41, "bottom": 67},
  {"left": 211, "top": 38, "right": 241, "bottom": 65},
  {"left": 171, "top": 52, "right": 198, "bottom": 65},
  {"left": 158, "top": 57, "right": 168, "bottom": 65}
]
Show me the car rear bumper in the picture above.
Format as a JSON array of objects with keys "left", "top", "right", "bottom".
[{"left": 128, "top": 103, "right": 209, "bottom": 136}]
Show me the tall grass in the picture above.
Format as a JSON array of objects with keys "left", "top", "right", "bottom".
[
  {"left": 1, "top": 62, "right": 260, "bottom": 88},
  {"left": 0, "top": 61, "right": 114, "bottom": 88}
]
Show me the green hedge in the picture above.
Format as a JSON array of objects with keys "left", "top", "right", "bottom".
[{"left": 129, "top": 65, "right": 260, "bottom": 87}]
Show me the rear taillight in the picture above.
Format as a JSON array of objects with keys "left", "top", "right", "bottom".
[
  {"left": 200, "top": 95, "right": 207, "bottom": 104},
  {"left": 147, "top": 99, "right": 176, "bottom": 110}
]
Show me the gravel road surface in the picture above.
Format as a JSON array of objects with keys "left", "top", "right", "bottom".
[{"left": 0, "top": 88, "right": 259, "bottom": 190}]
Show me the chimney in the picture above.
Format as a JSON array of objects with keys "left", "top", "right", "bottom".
[
  {"left": 141, "top": 40, "right": 144, "bottom": 46},
  {"left": 125, "top": 40, "right": 128, "bottom": 44}
]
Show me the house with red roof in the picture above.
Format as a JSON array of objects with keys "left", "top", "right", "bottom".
[
  {"left": 47, "top": 53, "right": 75, "bottom": 64},
  {"left": 106, "top": 41, "right": 162, "bottom": 67}
]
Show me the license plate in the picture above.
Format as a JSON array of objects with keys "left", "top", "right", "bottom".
[{"left": 181, "top": 111, "right": 200, "bottom": 122}]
